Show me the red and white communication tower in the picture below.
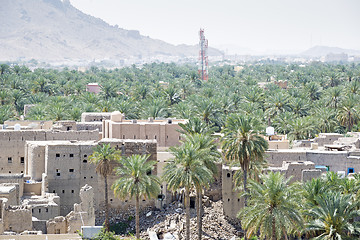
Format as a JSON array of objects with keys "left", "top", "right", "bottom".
[{"left": 198, "top": 28, "right": 209, "bottom": 81}]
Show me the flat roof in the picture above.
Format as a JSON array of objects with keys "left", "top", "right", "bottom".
[{"left": 0, "top": 185, "right": 16, "bottom": 194}]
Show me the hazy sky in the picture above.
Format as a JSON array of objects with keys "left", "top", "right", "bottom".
[{"left": 69, "top": 0, "right": 360, "bottom": 54}]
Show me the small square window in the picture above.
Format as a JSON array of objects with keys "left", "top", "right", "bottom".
[
  {"left": 83, "top": 160, "right": 87, "bottom": 163},
  {"left": 69, "top": 154, "right": 74, "bottom": 157},
  {"left": 56, "top": 154, "right": 60, "bottom": 158},
  {"left": 69, "top": 169, "right": 74, "bottom": 172},
  {"left": 71, "top": 190, "right": 74, "bottom": 193},
  {"left": 20, "top": 157, "right": 24, "bottom": 164},
  {"left": 62, "top": 190, "right": 65, "bottom": 194},
  {"left": 84, "top": 154, "right": 87, "bottom": 158},
  {"left": 8, "top": 157, "right": 12, "bottom": 163}
]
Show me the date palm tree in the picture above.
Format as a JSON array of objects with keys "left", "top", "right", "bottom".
[
  {"left": 239, "top": 172, "right": 303, "bottom": 240},
  {"left": 162, "top": 141, "right": 213, "bottom": 240},
  {"left": 337, "top": 94, "right": 359, "bottom": 132},
  {"left": 221, "top": 114, "right": 268, "bottom": 206},
  {"left": 89, "top": 143, "right": 121, "bottom": 231},
  {"left": 184, "top": 133, "right": 221, "bottom": 240},
  {"left": 112, "top": 154, "right": 160, "bottom": 240},
  {"left": 306, "top": 192, "right": 360, "bottom": 239}
]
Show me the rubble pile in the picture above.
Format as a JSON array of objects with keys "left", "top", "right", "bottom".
[
  {"left": 95, "top": 199, "right": 242, "bottom": 239},
  {"left": 139, "top": 200, "right": 242, "bottom": 240}
]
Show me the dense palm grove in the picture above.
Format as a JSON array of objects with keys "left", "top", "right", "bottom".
[
  {"left": 1, "top": 62, "right": 360, "bottom": 138},
  {"left": 2, "top": 62, "right": 360, "bottom": 239}
]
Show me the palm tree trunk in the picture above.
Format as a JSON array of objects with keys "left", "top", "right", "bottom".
[
  {"left": 185, "top": 187, "right": 191, "bottom": 240},
  {"left": 348, "top": 111, "right": 352, "bottom": 132},
  {"left": 243, "top": 167, "right": 248, "bottom": 206},
  {"left": 243, "top": 166, "right": 248, "bottom": 240},
  {"left": 197, "top": 188, "right": 203, "bottom": 240},
  {"left": 104, "top": 175, "right": 109, "bottom": 231},
  {"left": 136, "top": 195, "right": 140, "bottom": 240},
  {"left": 272, "top": 214, "right": 276, "bottom": 240}
]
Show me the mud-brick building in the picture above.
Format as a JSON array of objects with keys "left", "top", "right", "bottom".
[
  {"left": 25, "top": 139, "right": 157, "bottom": 215},
  {"left": 102, "top": 111, "right": 186, "bottom": 148}
]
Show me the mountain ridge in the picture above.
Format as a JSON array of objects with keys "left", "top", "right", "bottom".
[
  {"left": 300, "top": 45, "right": 360, "bottom": 57},
  {"left": 0, "top": 0, "right": 222, "bottom": 62}
]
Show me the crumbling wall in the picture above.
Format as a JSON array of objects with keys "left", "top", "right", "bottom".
[
  {"left": 4, "top": 205, "right": 32, "bottom": 233},
  {"left": 67, "top": 185, "right": 95, "bottom": 233},
  {"left": 46, "top": 185, "right": 95, "bottom": 234},
  {"left": 46, "top": 216, "right": 67, "bottom": 234}
]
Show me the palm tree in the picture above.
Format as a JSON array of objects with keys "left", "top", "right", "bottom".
[
  {"left": 178, "top": 117, "right": 217, "bottom": 135},
  {"left": 265, "top": 91, "right": 291, "bottom": 124},
  {"left": 287, "top": 116, "right": 316, "bottom": 141},
  {"left": 221, "top": 114, "right": 268, "bottom": 206},
  {"left": 306, "top": 192, "right": 360, "bottom": 239},
  {"left": 162, "top": 141, "right": 213, "bottom": 240},
  {"left": 89, "top": 143, "right": 121, "bottom": 231},
  {"left": 112, "top": 154, "right": 160, "bottom": 239},
  {"left": 302, "top": 177, "right": 327, "bottom": 207},
  {"left": 337, "top": 94, "right": 359, "bottom": 132},
  {"left": 184, "top": 133, "right": 221, "bottom": 240},
  {"left": 239, "top": 172, "right": 303, "bottom": 240},
  {"left": 326, "top": 86, "right": 342, "bottom": 109}
]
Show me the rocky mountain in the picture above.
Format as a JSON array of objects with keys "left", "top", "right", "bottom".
[
  {"left": 0, "top": 0, "right": 222, "bottom": 62},
  {"left": 300, "top": 45, "right": 360, "bottom": 57}
]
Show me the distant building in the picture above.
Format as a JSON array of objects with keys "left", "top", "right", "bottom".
[
  {"left": 86, "top": 83, "right": 101, "bottom": 94},
  {"left": 325, "top": 53, "right": 348, "bottom": 62}
]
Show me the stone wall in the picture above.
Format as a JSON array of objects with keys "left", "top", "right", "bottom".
[
  {"left": 76, "top": 122, "right": 103, "bottom": 132},
  {"left": 81, "top": 112, "right": 111, "bottom": 123}
]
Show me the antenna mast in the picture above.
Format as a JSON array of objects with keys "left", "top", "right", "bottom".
[{"left": 199, "top": 29, "right": 208, "bottom": 81}]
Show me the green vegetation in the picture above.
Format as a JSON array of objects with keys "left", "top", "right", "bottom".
[
  {"left": 112, "top": 154, "right": 160, "bottom": 240},
  {"left": 89, "top": 144, "right": 121, "bottom": 231},
  {"left": 240, "top": 172, "right": 360, "bottom": 239},
  {"left": 2, "top": 62, "right": 360, "bottom": 239},
  {"left": 0, "top": 62, "right": 359, "bottom": 138}
]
